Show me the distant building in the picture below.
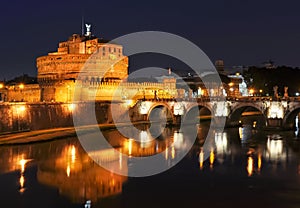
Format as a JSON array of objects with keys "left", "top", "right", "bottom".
[
  {"left": 262, "top": 60, "right": 276, "bottom": 69},
  {"left": 215, "top": 60, "right": 225, "bottom": 73},
  {"left": 227, "top": 73, "right": 248, "bottom": 97}
]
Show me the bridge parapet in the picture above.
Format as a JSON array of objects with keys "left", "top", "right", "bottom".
[{"left": 131, "top": 98, "right": 300, "bottom": 129}]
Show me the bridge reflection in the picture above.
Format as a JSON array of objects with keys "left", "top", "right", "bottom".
[
  {"left": 197, "top": 125, "right": 291, "bottom": 177},
  {"left": 0, "top": 123, "right": 298, "bottom": 205}
]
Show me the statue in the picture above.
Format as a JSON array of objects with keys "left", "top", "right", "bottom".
[
  {"left": 85, "top": 24, "right": 91, "bottom": 36},
  {"left": 273, "top": 86, "right": 278, "bottom": 99},
  {"left": 284, "top": 86, "right": 289, "bottom": 98}
]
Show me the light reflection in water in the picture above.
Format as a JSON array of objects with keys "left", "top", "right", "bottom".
[
  {"left": 239, "top": 125, "right": 252, "bottom": 143},
  {"left": 258, "top": 153, "right": 262, "bottom": 173},
  {"left": 38, "top": 144, "right": 128, "bottom": 204},
  {"left": 266, "top": 138, "right": 285, "bottom": 162},
  {"left": 1, "top": 124, "right": 298, "bottom": 206},
  {"left": 171, "top": 146, "right": 175, "bottom": 159},
  {"left": 209, "top": 150, "right": 215, "bottom": 169},
  {"left": 64, "top": 145, "right": 77, "bottom": 177},
  {"left": 295, "top": 115, "right": 299, "bottom": 136},
  {"left": 18, "top": 156, "right": 31, "bottom": 193},
  {"left": 215, "top": 132, "right": 228, "bottom": 164},
  {"left": 239, "top": 127, "right": 243, "bottom": 140},
  {"left": 247, "top": 156, "right": 254, "bottom": 176},
  {"left": 199, "top": 148, "right": 204, "bottom": 170},
  {"left": 165, "top": 147, "right": 168, "bottom": 160}
]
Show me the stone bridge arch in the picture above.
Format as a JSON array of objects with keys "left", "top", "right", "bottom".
[
  {"left": 183, "top": 102, "right": 213, "bottom": 124},
  {"left": 146, "top": 102, "right": 174, "bottom": 124},
  {"left": 283, "top": 103, "right": 300, "bottom": 129},
  {"left": 228, "top": 102, "right": 268, "bottom": 127}
]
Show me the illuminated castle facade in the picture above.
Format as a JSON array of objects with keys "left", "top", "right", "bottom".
[
  {"left": 0, "top": 26, "right": 177, "bottom": 102},
  {"left": 36, "top": 31, "right": 129, "bottom": 102}
]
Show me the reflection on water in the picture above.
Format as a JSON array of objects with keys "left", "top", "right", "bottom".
[
  {"left": 19, "top": 157, "right": 31, "bottom": 193},
  {"left": 247, "top": 156, "right": 254, "bottom": 176},
  {"left": 266, "top": 137, "right": 285, "bottom": 163},
  {"left": 295, "top": 115, "right": 299, "bottom": 136},
  {"left": 37, "top": 143, "right": 128, "bottom": 204},
  {"left": 1, "top": 122, "right": 300, "bottom": 207}
]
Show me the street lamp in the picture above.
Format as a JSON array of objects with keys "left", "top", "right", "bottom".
[{"left": 249, "top": 89, "right": 254, "bottom": 96}]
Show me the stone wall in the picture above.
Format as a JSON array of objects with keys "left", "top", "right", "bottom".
[
  {"left": 0, "top": 84, "right": 40, "bottom": 102},
  {"left": 0, "top": 101, "right": 143, "bottom": 133}
]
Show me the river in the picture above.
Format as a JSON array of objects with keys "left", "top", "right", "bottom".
[{"left": 1, "top": 116, "right": 300, "bottom": 208}]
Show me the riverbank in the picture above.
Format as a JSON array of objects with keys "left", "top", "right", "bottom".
[{"left": 0, "top": 121, "right": 150, "bottom": 145}]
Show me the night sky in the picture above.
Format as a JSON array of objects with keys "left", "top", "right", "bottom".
[{"left": 1, "top": 0, "right": 300, "bottom": 79}]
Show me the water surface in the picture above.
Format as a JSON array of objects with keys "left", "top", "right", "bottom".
[{"left": 1, "top": 120, "right": 300, "bottom": 208}]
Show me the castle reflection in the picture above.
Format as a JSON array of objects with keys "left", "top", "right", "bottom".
[
  {"left": 0, "top": 124, "right": 297, "bottom": 206},
  {"left": 0, "top": 139, "right": 128, "bottom": 204},
  {"left": 0, "top": 125, "right": 191, "bottom": 205},
  {"left": 37, "top": 144, "right": 128, "bottom": 204}
]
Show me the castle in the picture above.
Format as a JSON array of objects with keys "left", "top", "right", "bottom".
[{"left": 0, "top": 25, "right": 177, "bottom": 102}]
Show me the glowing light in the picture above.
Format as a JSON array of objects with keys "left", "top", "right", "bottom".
[
  {"left": 253, "top": 121, "right": 257, "bottom": 128},
  {"left": 68, "top": 103, "right": 75, "bottom": 112},
  {"left": 229, "top": 87, "right": 234, "bottom": 92},
  {"left": 249, "top": 89, "right": 254, "bottom": 95},
  {"left": 229, "top": 82, "right": 234, "bottom": 87},
  {"left": 18, "top": 105, "right": 26, "bottom": 112},
  {"left": 247, "top": 156, "right": 254, "bottom": 176},
  {"left": 14, "top": 105, "right": 26, "bottom": 116},
  {"left": 0, "top": 83, "right": 3, "bottom": 89},
  {"left": 19, "top": 84, "right": 24, "bottom": 89},
  {"left": 259, "top": 89, "right": 263, "bottom": 93}
]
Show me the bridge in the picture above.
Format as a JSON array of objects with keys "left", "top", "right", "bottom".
[{"left": 130, "top": 97, "right": 300, "bottom": 129}]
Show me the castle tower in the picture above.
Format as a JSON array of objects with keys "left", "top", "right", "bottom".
[{"left": 36, "top": 33, "right": 128, "bottom": 102}]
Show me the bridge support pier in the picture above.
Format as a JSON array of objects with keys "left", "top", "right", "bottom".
[
  {"left": 173, "top": 115, "right": 182, "bottom": 126},
  {"left": 212, "top": 116, "right": 227, "bottom": 128},
  {"left": 266, "top": 118, "right": 283, "bottom": 129}
]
